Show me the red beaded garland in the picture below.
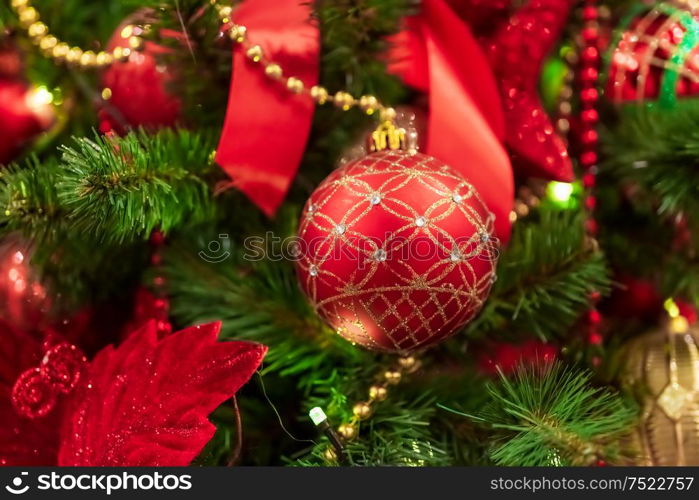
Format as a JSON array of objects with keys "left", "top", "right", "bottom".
[
  {"left": 577, "top": 0, "right": 603, "bottom": 348},
  {"left": 149, "top": 230, "right": 172, "bottom": 336}
]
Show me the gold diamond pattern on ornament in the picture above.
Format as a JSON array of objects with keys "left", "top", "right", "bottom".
[
  {"left": 621, "top": 324, "right": 699, "bottom": 465},
  {"left": 297, "top": 150, "right": 496, "bottom": 352},
  {"left": 656, "top": 383, "right": 693, "bottom": 420}
]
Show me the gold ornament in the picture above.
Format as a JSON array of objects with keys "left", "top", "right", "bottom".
[
  {"left": 620, "top": 321, "right": 699, "bottom": 465},
  {"left": 333, "top": 91, "right": 354, "bottom": 110},
  {"left": 210, "top": 5, "right": 395, "bottom": 121}
]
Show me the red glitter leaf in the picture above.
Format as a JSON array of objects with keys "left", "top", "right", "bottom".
[
  {"left": 57, "top": 321, "right": 266, "bottom": 466},
  {"left": 0, "top": 320, "right": 58, "bottom": 465}
]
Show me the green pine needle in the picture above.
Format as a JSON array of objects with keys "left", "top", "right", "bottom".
[
  {"left": 57, "top": 129, "right": 218, "bottom": 243},
  {"left": 602, "top": 101, "right": 699, "bottom": 216},
  {"left": 479, "top": 363, "right": 636, "bottom": 466},
  {"left": 468, "top": 210, "right": 611, "bottom": 340}
]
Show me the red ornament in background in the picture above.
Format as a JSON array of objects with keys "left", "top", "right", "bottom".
[
  {"left": 0, "top": 42, "right": 23, "bottom": 79},
  {"left": 100, "top": 21, "right": 180, "bottom": 133},
  {"left": 0, "top": 80, "right": 54, "bottom": 165},
  {"left": 483, "top": 0, "right": 574, "bottom": 182},
  {"left": 478, "top": 339, "right": 558, "bottom": 376},
  {"left": 606, "top": 3, "right": 699, "bottom": 103},
  {"left": 606, "top": 275, "right": 663, "bottom": 321},
  {"left": 0, "top": 320, "right": 57, "bottom": 465},
  {"left": 0, "top": 238, "right": 51, "bottom": 332},
  {"left": 123, "top": 230, "right": 172, "bottom": 337},
  {"left": 296, "top": 150, "right": 498, "bottom": 353}
]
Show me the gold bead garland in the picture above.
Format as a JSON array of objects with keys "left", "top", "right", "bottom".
[
  {"left": 210, "top": 0, "right": 397, "bottom": 123},
  {"left": 10, "top": 0, "right": 144, "bottom": 68},
  {"left": 321, "top": 355, "right": 421, "bottom": 462},
  {"left": 13, "top": 0, "right": 398, "bottom": 124}
]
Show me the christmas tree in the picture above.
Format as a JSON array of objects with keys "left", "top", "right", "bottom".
[{"left": 1, "top": 0, "right": 698, "bottom": 467}]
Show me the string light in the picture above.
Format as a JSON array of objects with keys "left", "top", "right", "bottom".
[
  {"left": 315, "top": 355, "right": 421, "bottom": 463},
  {"left": 579, "top": 1, "right": 604, "bottom": 350},
  {"left": 547, "top": 181, "right": 575, "bottom": 204},
  {"left": 25, "top": 85, "right": 53, "bottom": 107},
  {"left": 308, "top": 407, "right": 347, "bottom": 463}
]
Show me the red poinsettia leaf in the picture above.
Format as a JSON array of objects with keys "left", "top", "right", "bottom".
[
  {"left": 57, "top": 321, "right": 267, "bottom": 466},
  {"left": 0, "top": 319, "right": 59, "bottom": 465}
]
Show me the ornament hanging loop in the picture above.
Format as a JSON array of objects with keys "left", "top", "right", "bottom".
[{"left": 369, "top": 120, "right": 419, "bottom": 155}]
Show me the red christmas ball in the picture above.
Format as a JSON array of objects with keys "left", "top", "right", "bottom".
[
  {"left": 606, "top": 274, "right": 662, "bottom": 320},
  {"left": 101, "top": 22, "right": 180, "bottom": 132},
  {"left": 296, "top": 150, "right": 499, "bottom": 353},
  {"left": 0, "top": 80, "right": 54, "bottom": 165},
  {"left": 606, "top": 4, "right": 699, "bottom": 103},
  {"left": 478, "top": 339, "right": 558, "bottom": 376}
]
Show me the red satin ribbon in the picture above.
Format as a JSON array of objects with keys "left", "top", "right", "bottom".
[
  {"left": 216, "top": 0, "right": 513, "bottom": 241},
  {"left": 215, "top": 0, "right": 319, "bottom": 217},
  {"left": 388, "top": 0, "right": 514, "bottom": 241}
]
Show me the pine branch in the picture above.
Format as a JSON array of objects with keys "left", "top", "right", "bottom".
[
  {"left": 161, "top": 224, "right": 371, "bottom": 384},
  {"left": 601, "top": 101, "right": 699, "bottom": 217},
  {"left": 292, "top": 0, "right": 413, "bottom": 193},
  {"left": 467, "top": 210, "right": 611, "bottom": 340},
  {"left": 57, "top": 129, "right": 219, "bottom": 243},
  {"left": 474, "top": 363, "right": 636, "bottom": 466},
  {"left": 298, "top": 392, "right": 451, "bottom": 466},
  {"left": 0, "top": 157, "right": 65, "bottom": 240},
  {"left": 143, "top": 0, "right": 233, "bottom": 127},
  {"left": 315, "top": 0, "right": 415, "bottom": 97},
  {"left": 0, "top": 158, "right": 150, "bottom": 306}
]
